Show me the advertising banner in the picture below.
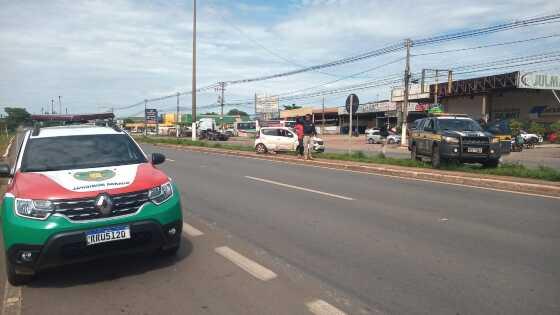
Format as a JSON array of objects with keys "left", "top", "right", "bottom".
[
  {"left": 145, "top": 109, "right": 158, "bottom": 124},
  {"left": 518, "top": 72, "right": 560, "bottom": 90}
]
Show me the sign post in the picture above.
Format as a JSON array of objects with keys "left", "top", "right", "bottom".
[
  {"left": 345, "top": 94, "right": 359, "bottom": 155},
  {"left": 145, "top": 108, "right": 158, "bottom": 135}
]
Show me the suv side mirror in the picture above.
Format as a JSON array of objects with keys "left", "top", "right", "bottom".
[
  {"left": 151, "top": 153, "right": 166, "bottom": 165},
  {"left": 0, "top": 164, "right": 11, "bottom": 177}
]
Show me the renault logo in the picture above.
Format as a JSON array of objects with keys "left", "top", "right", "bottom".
[{"left": 95, "top": 194, "right": 113, "bottom": 216}]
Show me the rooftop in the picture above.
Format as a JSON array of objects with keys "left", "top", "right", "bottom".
[{"left": 30, "top": 125, "right": 125, "bottom": 138}]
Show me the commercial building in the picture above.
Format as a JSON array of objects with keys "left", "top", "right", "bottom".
[
  {"left": 432, "top": 71, "right": 560, "bottom": 124},
  {"left": 338, "top": 101, "right": 398, "bottom": 134}
]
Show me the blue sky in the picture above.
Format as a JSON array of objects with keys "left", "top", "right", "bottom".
[{"left": 0, "top": 0, "right": 559, "bottom": 117}]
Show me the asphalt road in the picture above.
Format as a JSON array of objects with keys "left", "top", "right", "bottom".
[
  {"left": 1, "top": 140, "right": 559, "bottom": 314},
  {"left": 143, "top": 144, "right": 560, "bottom": 315}
]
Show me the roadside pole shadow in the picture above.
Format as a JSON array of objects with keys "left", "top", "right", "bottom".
[{"left": 28, "top": 236, "right": 193, "bottom": 288}]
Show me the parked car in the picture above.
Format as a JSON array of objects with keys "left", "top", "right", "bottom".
[
  {"left": 519, "top": 130, "right": 543, "bottom": 144},
  {"left": 408, "top": 114, "right": 502, "bottom": 168},
  {"left": 0, "top": 125, "right": 183, "bottom": 285},
  {"left": 366, "top": 129, "right": 383, "bottom": 144},
  {"left": 386, "top": 133, "right": 401, "bottom": 144},
  {"left": 254, "top": 127, "right": 324, "bottom": 153}
]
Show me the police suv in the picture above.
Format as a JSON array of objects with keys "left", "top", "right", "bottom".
[
  {"left": 408, "top": 114, "right": 502, "bottom": 168},
  {"left": 0, "top": 124, "right": 183, "bottom": 285}
]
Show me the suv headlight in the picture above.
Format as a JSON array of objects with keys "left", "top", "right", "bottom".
[
  {"left": 15, "top": 199, "right": 53, "bottom": 220},
  {"left": 491, "top": 137, "right": 499, "bottom": 143},
  {"left": 443, "top": 136, "right": 459, "bottom": 144},
  {"left": 148, "top": 181, "right": 173, "bottom": 205}
]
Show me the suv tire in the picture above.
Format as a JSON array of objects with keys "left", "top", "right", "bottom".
[
  {"left": 388, "top": 138, "right": 395, "bottom": 144},
  {"left": 367, "top": 138, "right": 374, "bottom": 144},
  {"left": 431, "top": 145, "right": 441, "bottom": 168},
  {"left": 159, "top": 244, "right": 180, "bottom": 257},
  {"left": 411, "top": 144, "right": 420, "bottom": 161},
  {"left": 482, "top": 159, "right": 499, "bottom": 168},
  {"left": 6, "top": 259, "right": 32, "bottom": 286}
]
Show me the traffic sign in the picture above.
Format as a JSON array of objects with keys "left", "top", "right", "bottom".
[{"left": 345, "top": 94, "right": 359, "bottom": 114}]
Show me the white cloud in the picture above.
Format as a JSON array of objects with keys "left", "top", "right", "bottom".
[{"left": 0, "top": 0, "right": 559, "bottom": 116}]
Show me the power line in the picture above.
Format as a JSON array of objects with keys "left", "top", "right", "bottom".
[{"left": 413, "top": 34, "right": 560, "bottom": 56}]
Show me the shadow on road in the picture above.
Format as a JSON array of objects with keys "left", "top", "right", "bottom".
[{"left": 27, "top": 236, "right": 193, "bottom": 288}]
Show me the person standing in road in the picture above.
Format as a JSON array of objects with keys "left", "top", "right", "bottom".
[
  {"left": 302, "top": 114, "right": 317, "bottom": 160},
  {"left": 294, "top": 117, "right": 305, "bottom": 159}
]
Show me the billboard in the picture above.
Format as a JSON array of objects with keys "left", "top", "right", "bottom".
[
  {"left": 145, "top": 108, "right": 158, "bottom": 124},
  {"left": 256, "top": 94, "right": 279, "bottom": 113},
  {"left": 338, "top": 101, "right": 396, "bottom": 115},
  {"left": 391, "top": 84, "right": 431, "bottom": 102},
  {"left": 518, "top": 72, "right": 560, "bottom": 90}
]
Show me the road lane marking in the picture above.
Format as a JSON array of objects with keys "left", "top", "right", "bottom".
[
  {"left": 2, "top": 281, "right": 22, "bottom": 315},
  {"left": 166, "top": 158, "right": 175, "bottom": 162},
  {"left": 306, "top": 300, "right": 347, "bottom": 315},
  {"left": 215, "top": 246, "right": 277, "bottom": 281},
  {"left": 245, "top": 176, "right": 354, "bottom": 201},
  {"left": 183, "top": 222, "right": 204, "bottom": 237}
]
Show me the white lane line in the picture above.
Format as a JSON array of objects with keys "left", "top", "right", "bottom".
[
  {"left": 2, "top": 281, "right": 22, "bottom": 315},
  {"left": 167, "top": 158, "right": 176, "bottom": 162},
  {"left": 306, "top": 300, "right": 347, "bottom": 315},
  {"left": 245, "top": 176, "right": 354, "bottom": 201},
  {"left": 183, "top": 222, "right": 204, "bottom": 237},
  {"left": 215, "top": 246, "right": 277, "bottom": 281}
]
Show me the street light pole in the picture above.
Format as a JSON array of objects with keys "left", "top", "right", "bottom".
[
  {"left": 191, "top": 0, "right": 197, "bottom": 141},
  {"left": 400, "top": 38, "right": 411, "bottom": 147}
]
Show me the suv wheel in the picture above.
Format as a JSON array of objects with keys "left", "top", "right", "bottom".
[
  {"left": 6, "top": 259, "right": 32, "bottom": 286},
  {"left": 159, "top": 244, "right": 180, "bottom": 257},
  {"left": 388, "top": 138, "right": 395, "bottom": 144},
  {"left": 411, "top": 144, "right": 420, "bottom": 161},
  {"left": 367, "top": 138, "right": 374, "bottom": 144},
  {"left": 255, "top": 143, "right": 267, "bottom": 154},
  {"left": 431, "top": 145, "right": 441, "bottom": 168},
  {"left": 482, "top": 159, "right": 499, "bottom": 168}
]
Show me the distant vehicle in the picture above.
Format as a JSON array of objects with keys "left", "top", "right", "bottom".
[
  {"left": 254, "top": 127, "right": 324, "bottom": 154},
  {"left": 409, "top": 114, "right": 502, "bottom": 168},
  {"left": 366, "top": 129, "right": 383, "bottom": 144},
  {"left": 519, "top": 130, "right": 543, "bottom": 144},
  {"left": 235, "top": 121, "right": 258, "bottom": 135},
  {"left": 281, "top": 120, "right": 296, "bottom": 128},
  {"left": 386, "top": 132, "right": 401, "bottom": 144}
]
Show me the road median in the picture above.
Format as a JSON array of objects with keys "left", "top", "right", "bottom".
[{"left": 146, "top": 141, "right": 560, "bottom": 198}]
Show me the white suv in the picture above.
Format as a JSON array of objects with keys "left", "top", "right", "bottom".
[{"left": 254, "top": 127, "right": 325, "bottom": 154}]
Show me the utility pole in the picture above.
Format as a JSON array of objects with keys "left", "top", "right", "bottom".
[
  {"left": 400, "top": 38, "right": 412, "bottom": 147},
  {"left": 191, "top": 0, "right": 197, "bottom": 141},
  {"left": 144, "top": 99, "right": 148, "bottom": 136},
  {"left": 218, "top": 82, "right": 225, "bottom": 131},
  {"left": 176, "top": 93, "right": 180, "bottom": 138},
  {"left": 254, "top": 93, "right": 258, "bottom": 118},
  {"left": 348, "top": 94, "right": 354, "bottom": 155},
  {"left": 51, "top": 99, "right": 54, "bottom": 114},
  {"left": 58, "top": 96, "right": 62, "bottom": 115},
  {"left": 434, "top": 70, "right": 439, "bottom": 105},
  {"left": 321, "top": 96, "right": 325, "bottom": 135}
]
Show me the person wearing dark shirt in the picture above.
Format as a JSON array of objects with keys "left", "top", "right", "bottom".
[
  {"left": 294, "top": 117, "right": 305, "bottom": 158},
  {"left": 302, "top": 114, "right": 316, "bottom": 160}
]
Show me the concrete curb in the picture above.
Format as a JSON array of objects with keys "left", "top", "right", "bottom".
[{"left": 150, "top": 143, "right": 560, "bottom": 198}]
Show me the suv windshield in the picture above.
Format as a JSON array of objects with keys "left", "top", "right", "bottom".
[
  {"left": 437, "top": 118, "right": 483, "bottom": 132},
  {"left": 21, "top": 134, "right": 147, "bottom": 172}
]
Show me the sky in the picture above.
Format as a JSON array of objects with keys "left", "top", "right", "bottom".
[{"left": 0, "top": 0, "right": 559, "bottom": 117}]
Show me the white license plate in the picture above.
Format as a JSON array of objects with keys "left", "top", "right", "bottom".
[
  {"left": 86, "top": 225, "right": 131, "bottom": 246},
  {"left": 467, "top": 147, "right": 483, "bottom": 153}
]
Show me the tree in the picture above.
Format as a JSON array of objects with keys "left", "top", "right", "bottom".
[
  {"left": 204, "top": 112, "right": 218, "bottom": 115},
  {"left": 509, "top": 119, "right": 523, "bottom": 135},
  {"left": 227, "top": 109, "right": 249, "bottom": 117},
  {"left": 4, "top": 107, "right": 31, "bottom": 131},
  {"left": 283, "top": 104, "right": 301, "bottom": 110},
  {"left": 549, "top": 120, "right": 560, "bottom": 133},
  {"left": 528, "top": 122, "right": 545, "bottom": 135}
]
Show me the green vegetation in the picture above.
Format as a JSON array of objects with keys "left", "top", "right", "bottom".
[
  {"left": 283, "top": 104, "right": 302, "bottom": 110},
  {"left": 227, "top": 109, "right": 250, "bottom": 118},
  {"left": 136, "top": 136, "right": 560, "bottom": 182},
  {"left": 4, "top": 107, "right": 31, "bottom": 131},
  {"left": 135, "top": 136, "right": 254, "bottom": 152},
  {"left": 528, "top": 122, "right": 545, "bottom": 135},
  {"left": 508, "top": 119, "right": 523, "bottom": 135}
]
